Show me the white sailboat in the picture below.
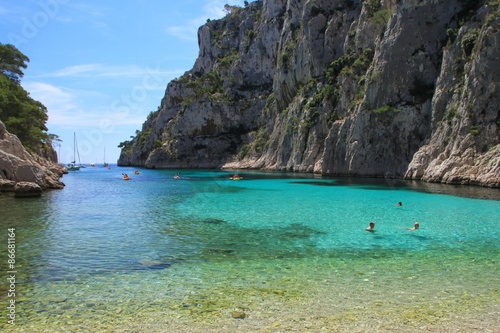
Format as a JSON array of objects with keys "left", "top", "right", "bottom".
[
  {"left": 103, "top": 146, "right": 109, "bottom": 167},
  {"left": 66, "top": 133, "right": 81, "bottom": 171}
]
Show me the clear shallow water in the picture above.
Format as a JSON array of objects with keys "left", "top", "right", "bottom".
[{"left": 0, "top": 167, "right": 499, "bottom": 332}]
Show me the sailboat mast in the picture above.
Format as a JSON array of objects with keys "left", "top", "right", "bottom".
[
  {"left": 72, "top": 132, "right": 76, "bottom": 164},
  {"left": 103, "top": 144, "right": 109, "bottom": 167}
]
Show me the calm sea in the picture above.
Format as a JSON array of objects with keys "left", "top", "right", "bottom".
[{"left": 1, "top": 166, "right": 499, "bottom": 332}]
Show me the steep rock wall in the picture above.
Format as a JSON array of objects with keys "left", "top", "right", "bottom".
[{"left": 119, "top": 0, "right": 500, "bottom": 187}]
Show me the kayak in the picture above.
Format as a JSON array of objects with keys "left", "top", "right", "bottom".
[{"left": 123, "top": 177, "right": 131, "bottom": 180}]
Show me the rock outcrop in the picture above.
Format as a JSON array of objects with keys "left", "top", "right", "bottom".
[
  {"left": 119, "top": 0, "right": 499, "bottom": 187},
  {"left": 13, "top": 181, "right": 43, "bottom": 198},
  {"left": 0, "top": 120, "right": 64, "bottom": 194}
]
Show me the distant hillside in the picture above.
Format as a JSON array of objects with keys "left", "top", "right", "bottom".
[{"left": 119, "top": 0, "right": 499, "bottom": 187}]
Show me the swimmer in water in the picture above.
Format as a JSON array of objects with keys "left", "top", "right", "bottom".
[
  {"left": 364, "top": 221, "right": 375, "bottom": 231},
  {"left": 396, "top": 202, "right": 402, "bottom": 206},
  {"left": 405, "top": 222, "right": 419, "bottom": 231}
]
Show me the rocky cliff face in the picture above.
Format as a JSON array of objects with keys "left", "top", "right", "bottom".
[
  {"left": 0, "top": 120, "right": 64, "bottom": 193},
  {"left": 119, "top": 0, "right": 500, "bottom": 187}
]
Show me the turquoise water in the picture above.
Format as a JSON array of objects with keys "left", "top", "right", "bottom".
[{"left": 0, "top": 167, "right": 499, "bottom": 332}]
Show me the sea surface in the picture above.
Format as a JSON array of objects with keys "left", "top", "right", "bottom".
[{"left": 0, "top": 166, "right": 499, "bottom": 332}]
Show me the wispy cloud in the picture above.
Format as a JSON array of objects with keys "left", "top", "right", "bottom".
[
  {"left": 23, "top": 81, "right": 77, "bottom": 112},
  {"left": 48, "top": 64, "right": 103, "bottom": 77},
  {"left": 37, "top": 63, "right": 183, "bottom": 79},
  {"left": 166, "top": 0, "right": 244, "bottom": 41},
  {"left": 22, "top": 81, "right": 162, "bottom": 128},
  {"left": 22, "top": 81, "right": 100, "bottom": 126}
]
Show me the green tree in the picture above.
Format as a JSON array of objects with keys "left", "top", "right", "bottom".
[
  {"left": 0, "top": 43, "right": 29, "bottom": 83},
  {"left": 0, "top": 43, "right": 51, "bottom": 151}
]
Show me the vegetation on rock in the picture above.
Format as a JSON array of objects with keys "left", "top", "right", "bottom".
[{"left": 0, "top": 43, "right": 59, "bottom": 152}]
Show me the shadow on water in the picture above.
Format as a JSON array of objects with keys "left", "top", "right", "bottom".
[
  {"left": 290, "top": 177, "right": 500, "bottom": 200},
  {"left": 408, "top": 234, "right": 430, "bottom": 241},
  {"left": 180, "top": 171, "right": 500, "bottom": 201}
]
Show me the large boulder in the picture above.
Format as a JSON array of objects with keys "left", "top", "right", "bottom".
[
  {"left": 14, "top": 181, "right": 43, "bottom": 198},
  {"left": 0, "top": 179, "right": 16, "bottom": 192},
  {"left": 0, "top": 120, "right": 65, "bottom": 192}
]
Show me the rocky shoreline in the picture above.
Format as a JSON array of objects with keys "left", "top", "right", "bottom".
[{"left": 0, "top": 120, "right": 65, "bottom": 197}]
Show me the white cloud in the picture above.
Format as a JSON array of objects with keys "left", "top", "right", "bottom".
[
  {"left": 166, "top": 0, "right": 245, "bottom": 41},
  {"left": 48, "top": 63, "right": 102, "bottom": 77},
  {"left": 21, "top": 62, "right": 184, "bottom": 130},
  {"left": 22, "top": 80, "right": 162, "bottom": 128},
  {"left": 40, "top": 63, "right": 182, "bottom": 79},
  {"left": 166, "top": 21, "right": 205, "bottom": 41},
  {"left": 23, "top": 81, "right": 76, "bottom": 112},
  {"left": 203, "top": 0, "right": 235, "bottom": 18},
  {"left": 22, "top": 81, "right": 97, "bottom": 126}
]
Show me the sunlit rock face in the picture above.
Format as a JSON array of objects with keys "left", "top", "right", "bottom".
[
  {"left": 0, "top": 120, "right": 65, "bottom": 192},
  {"left": 119, "top": 0, "right": 499, "bottom": 187}
]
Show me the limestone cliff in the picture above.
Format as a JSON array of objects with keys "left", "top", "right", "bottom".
[
  {"left": 119, "top": 0, "right": 499, "bottom": 187},
  {"left": 0, "top": 120, "right": 64, "bottom": 193}
]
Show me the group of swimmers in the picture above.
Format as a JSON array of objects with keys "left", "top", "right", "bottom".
[
  {"left": 365, "top": 221, "right": 419, "bottom": 231},
  {"left": 364, "top": 202, "right": 420, "bottom": 232}
]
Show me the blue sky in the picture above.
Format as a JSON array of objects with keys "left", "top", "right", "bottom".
[{"left": 0, "top": 0, "right": 245, "bottom": 164}]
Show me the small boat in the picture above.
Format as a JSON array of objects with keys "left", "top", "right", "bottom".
[
  {"left": 123, "top": 176, "right": 131, "bottom": 180},
  {"left": 134, "top": 171, "right": 141, "bottom": 175},
  {"left": 90, "top": 163, "right": 96, "bottom": 167},
  {"left": 66, "top": 164, "right": 80, "bottom": 171}
]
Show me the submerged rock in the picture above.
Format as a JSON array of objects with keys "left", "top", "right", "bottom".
[
  {"left": 232, "top": 311, "right": 247, "bottom": 319},
  {"left": 202, "top": 218, "right": 226, "bottom": 224}
]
